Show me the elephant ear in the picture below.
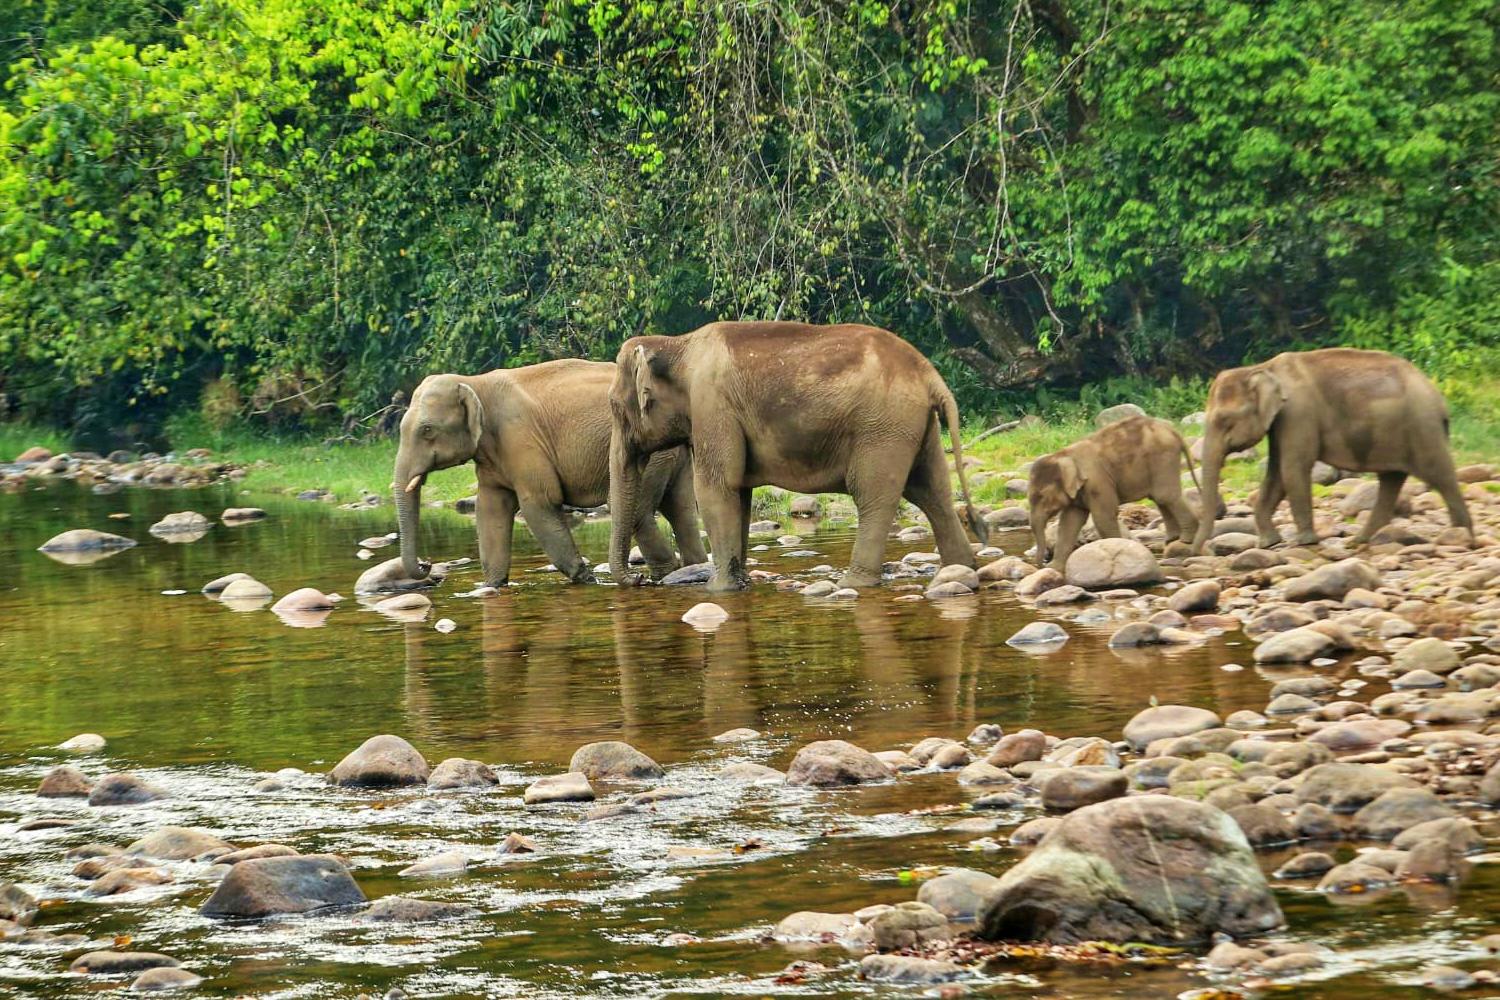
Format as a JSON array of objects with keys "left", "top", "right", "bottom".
[
  {"left": 1250, "top": 369, "right": 1285, "bottom": 435},
  {"left": 1057, "top": 456, "right": 1085, "bottom": 500},
  {"left": 633, "top": 344, "right": 657, "bottom": 415},
  {"left": 458, "top": 382, "right": 485, "bottom": 443}
]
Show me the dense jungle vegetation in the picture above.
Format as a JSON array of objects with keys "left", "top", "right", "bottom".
[{"left": 2, "top": 0, "right": 1497, "bottom": 442}]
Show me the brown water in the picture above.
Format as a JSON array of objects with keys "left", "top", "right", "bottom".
[{"left": 0, "top": 482, "right": 1495, "bottom": 997}]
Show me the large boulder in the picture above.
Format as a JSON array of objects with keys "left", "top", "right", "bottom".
[
  {"left": 1064, "top": 539, "right": 1162, "bottom": 589},
  {"left": 568, "top": 741, "right": 664, "bottom": 781},
  {"left": 126, "top": 827, "right": 234, "bottom": 861},
  {"left": 354, "top": 556, "right": 444, "bottom": 595},
  {"left": 201, "top": 855, "right": 366, "bottom": 918},
  {"left": 1295, "top": 763, "right": 1417, "bottom": 814},
  {"left": 427, "top": 758, "right": 498, "bottom": 790},
  {"left": 1095, "top": 403, "right": 1147, "bottom": 427},
  {"left": 1352, "top": 788, "right": 1455, "bottom": 841},
  {"left": 327, "top": 735, "right": 430, "bottom": 787},
  {"left": 917, "top": 869, "right": 1003, "bottom": 922},
  {"left": 978, "top": 796, "right": 1282, "bottom": 945},
  {"left": 88, "top": 773, "right": 167, "bottom": 806},
  {"left": 38, "top": 529, "right": 136, "bottom": 552},
  {"left": 1168, "top": 580, "right": 1221, "bottom": 614},
  {"left": 37, "top": 765, "right": 92, "bottom": 797},
  {"left": 1391, "top": 637, "right": 1462, "bottom": 676},
  {"left": 1252, "top": 626, "right": 1337, "bottom": 664},
  {"left": 1280, "top": 559, "right": 1380, "bottom": 602},
  {"left": 1122, "top": 706, "right": 1221, "bottom": 752},
  {"left": 786, "top": 740, "right": 890, "bottom": 787},
  {"left": 1041, "top": 767, "right": 1127, "bottom": 812}
]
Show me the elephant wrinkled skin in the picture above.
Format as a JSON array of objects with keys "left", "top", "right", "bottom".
[
  {"left": 1189, "top": 348, "right": 1472, "bottom": 554},
  {"left": 607, "top": 321, "right": 984, "bottom": 592},
  {"left": 1029, "top": 416, "right": 1199, "bottom": 568},
  {"left": 393, "top": 360, "right": 704, "bottom": 587}
]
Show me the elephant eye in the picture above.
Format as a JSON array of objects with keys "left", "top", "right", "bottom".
[{"left": 420, "top": 423, "right": 436, "bottom": 439}]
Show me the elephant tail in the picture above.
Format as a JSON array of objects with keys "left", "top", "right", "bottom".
[
  {"left": 936, "top": 386, "right": 986, "bottom": 542},
  {"left": 1177, "top": 430, "right": 1202, "bottom": 493}
]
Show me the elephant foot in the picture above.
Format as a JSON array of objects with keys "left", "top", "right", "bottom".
[
  {"left": 836, "top": 568, "right": 883, "bottom": 589},
  {"left": 1291, "top": 529, "right": 1320, "bottom": 547},
  {"left": 1257, "top": 532, "right": 1282, "bottom": 549},
  {"left": 705, "top": 574, "right": 749, "bottom": 593},
  {"left": 647, "top": 561, "right": 681, "bottom": 582}
]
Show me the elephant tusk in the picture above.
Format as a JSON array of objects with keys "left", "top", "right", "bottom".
[{"left": 404, "top": 475, "right": 423, "bottom": 493}]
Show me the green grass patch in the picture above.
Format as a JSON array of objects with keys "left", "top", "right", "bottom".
[{"left": 0, "top": 422, "right": 75, "bottom": 462}]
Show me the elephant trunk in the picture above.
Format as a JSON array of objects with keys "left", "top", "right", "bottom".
[
  {"left": 394, "top": 462, "right": 428, "bottom": 580},
  {"left": 608, "top": 426, "right": 643, "bottom": 582},
  {"left": 1191, "top": 436, "right": 1223, "bottom": 554}
]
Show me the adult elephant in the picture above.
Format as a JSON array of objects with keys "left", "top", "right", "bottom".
[
  {"left": 607, "top": 321, "right": 985, "bottom": 592},
  {"left": 393, "top": 361, "right": 705, "bottom": 587},
  {"left": 1190, "top": 348, "right": 1472, "bottom": 554}
]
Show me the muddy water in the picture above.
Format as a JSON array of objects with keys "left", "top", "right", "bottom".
[{"left": 0, "top": 483, "right": 1493, "bottom": 997}]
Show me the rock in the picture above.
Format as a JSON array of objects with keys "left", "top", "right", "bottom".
[
  {"left": 1391, "top": 637, "right": 1461, "bottom": 675},
  {"left": 925, "top": 580, "right": 974, "bottom": 599},
  {"left": 37, "top": 765, "right": 92, "bottom": 797},
  {"left": 354, "top": 556, "right": 442, "bottom": 595},
  {"left": 1292, "top": 803, "right": 1340, "bottom": 840},
  {"left": 126, "top": 827, "right": 234, "bottom": 861},
  {"left": 978, "top": 796, "right": 1282, "bottom": 945},
  {"left": 69, "top": 951, "right": 180, "bottom": 974},
  {"left": 201, "top": 855, "right": 366, "bottom": 918},
  {"left": 497, "top": 832, "right": 538, "bottom": 854},
  {"left": 979, "top": 556, "right": 1036, "bottom": 582},
  {"left": 86, "top": 868, "right": 173, "bottom": 896},
  {"left": 375, "top": 592, "right": 431, "bottom": 612},
  {"left": 984, "top": 507, "right": 1030, "bottom": 529},
  {"left": 398, "top": 850, "right": 470, "bottom": 877},
  {"left": 929, "top": 564, "right": 980, "bottom": 591},
  {"left": 1009, "top": 816, "right": 1062, "bottom": 846},
  {"left": 1253, "top": 626, "right": 1337, "bottom": 664},
  {"left": 869, "top": 901, "right": 951, "bottom": 950},
  {"left": 929, "top": 743, "right": 973, "bottom": 769},
  {"left": 327, "top": 735, "right": 430, "bottom": 787},
  {"left": 1265, "top": 743, "right": 1333, "bottom": 777},
  {"left": 681, "top": 602, "right": 729, "bottom": 628},
  {"left": 1208, "top": 532, "right": 1260, "bottom": 555},
  {"left": 569, "top": 741, "right": 664, "bottom": 780},
  {"left": 1397, "top": 839, "right": 1466, "bottom": 883},
  {"left": 1035, "top": 584, "right": 1092, "bottom": 605},
  {"left": 1064, "top": 539, "right": 1162, "bottom": 589},
  {"left": 1123, "top": 705, "right": 1222, "bottom": 751},
  {"left": 1228, "top": 803, "right": 1295, "bottom": 847},
  {"left": 1307, "top": 719, "right": 1411, "bottom": 750},
  {"left": 1015, "top": 567, "right": 1065, "bottom": 598},
  {"left": 1231, "top": 548, "right": 1286, "bottom": 570},
  {"left": 148, "top": 512, "right": 211, "bottom": 536},
  {"left": 1095, "top": 403, "right": 1146, "bottom": 427},
  {"left": 1006, "top": 622, "right": 1068, "bottom": 647},
  {"left": 201, "top": 573, "right": 251, "bottom": 595},
  {"left": 1296, "top": 763, "right": 1417, "bottom": 814},
  {"left": 221, "top": 507, "right": 267, "bottom": 522},
  {"left": 1274, "top": 852, "right": 1336, "bottom": 879},
  {"left": 427, "top": 758, "right": 499, "bottom": 789},
  {"left": 711, "top": 727, "right": 760, "bottom": 743},
  {"left": 987, "top": 729, "right": 1047, "bottom": 767},
  {"left": 1392, "top": 818, "right": 1483, "bottom": 855},
  {"left": 523, "top": 772, "right": 595, "bottom": 804},
  {"left": 363, "top": 896, "right": 476, "bottom": 922},
  {"left": 859, "top": 955, "right": 966, "bottom": 984},
  {"left": 917, "top": 869, "right": 1002, "bottom": 921},
  {"left": 1041, "top": 766, "right": 1127, "bottom": 811},
  {"left": 1281, "top": 558, "right": 1380, "bottom": 602},
  {"left": 38, "top": 528, "right": 137, "bottom": 553},
  {"left": 788, "top": 495, "right": 821, "bottom": 517},
  {"left": 1418, "top": 966, "right": 1476, "bottom": 991},
  {"left": 1352, "top": 788, "right": 1454, "bottom": 840},
  {"left": 774, "top": 911, "right": 860, "bottom": 940},
  {"left": 785, "top": 740, "right": 890, "bottom": 787},
  {"left": 1317, "top": 861, "right": 1392, "bottom": 894},
  {"left": 88, "top": 772, "right": 167, "bottom": 806},
  {"left": 1168, "top": 580, "right": 1221, "bottom": 613},
  {"left": 218, "top": 577, "right": 273, "bottom": 601},
  {"left": 968, "top": 723, "right": 1004, "bottom": 744},
  {"left": 0, "top": 883, "right": 37, "bottom": 926},
  {"left": 1108, "top": 622, "right": 1164, "bottom": 648},
  {"left": 215, "top": 845, "right": 299, "bottom": 865},
  {"left": 14, "top": 446, "right": 51, "bottom": 463},
  {"left": 660, "top": 562, "right": 713, "bottom": 585},
  {"left": 1480, "top": 762, "right": 1500, "bottom": 805},
  {"left": 799, "top": 580, "right": 837, "bottom": 597},
  {"left": 957, "top": 761, "right": 1013, "bottom": 785},
  {"left": 717, "top": 762, "right": 785, "bottom": 783},
  {"left": 271, "top": 588, "right": 337, "bottom": 612},
  {"left": 130, "top": 967, "right": 204, "bottom": 991}
]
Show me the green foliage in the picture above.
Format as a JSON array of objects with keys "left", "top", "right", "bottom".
[{"left": 0, "top": 0, "right": 1496, "bottom": 438}]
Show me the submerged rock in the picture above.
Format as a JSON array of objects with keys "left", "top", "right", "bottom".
[
  {"left": 427, "top": 758, "right": 499, "bottom": 790},
  {"left": 0, "top": 883, "right": 38, "bottom": 926},
  {"left": 785, "top": 740, "right": 890, "bottom": 787},
  {"left": 88, "top": 773, "right": 167, "bottom": 807},
  {"left": 680, "top": 602, "right": 729, "bottom": 628},
  {"left": 37, "top": 765, "right": 92, "bottom": 798},
  {"left": 271, "top": 588, "right": 338, "bottom": 613},
  {"left": 363, "top": 896, "right": 476, "bottom": 922},
  {"left": 523, "top": 772, "right": 595, "bottom": 804},
  {"left": 38, "top": 529, "right": 137, "bottom": 552},
  {"left": 978, "top": 796, "right": 1282, "bottom": 945},
  {"left": 148, "top": 511, "right": 211, "bottom": 536},
  {"left": 200, "top": 855, "right": 366, "bottom": 918},
  {"left": 859, "top": 955, "right": 967, "bottom": 984},
  {"left": 129, "top": 967, "right": 204, "bottom": 991},
  {"left": 201, "top": 573, "right": 252, "bottom": 596},
  {"left": 69, "top": 951, "right": 180, "bottom": 974},
  {"left": 327, "top": 735, "right": 430, "bottom": 787},
  {"left": 126, "top": 827, "right": 234, "bottom": 861},
  {"left": 1006, "top": 622, "right": 1068, "bottom": 647}
]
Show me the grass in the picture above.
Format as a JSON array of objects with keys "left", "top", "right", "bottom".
[{"left": 0, "top": 422, "right": 76, "bottom": 462}]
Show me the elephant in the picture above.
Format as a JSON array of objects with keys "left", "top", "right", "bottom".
[
  {"left": 1029, "top": 416, "right": 1200, "bottom": 568},
  {"left": 1189, "top": 347, "right": 1472, "bottom": 554},
  {"left": 393, "top": 360, "right": 706, "bottom": 587},
  {"left": 606, "top": 321, "right": 986, "bottom": 592}
]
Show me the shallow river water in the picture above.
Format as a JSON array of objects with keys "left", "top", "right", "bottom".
[{"left": 0, "top": 482, "right": 1495, "bottom": 998}]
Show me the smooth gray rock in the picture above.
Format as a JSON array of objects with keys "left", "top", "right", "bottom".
[{"left": 200, "top": 855, "right": 366, "bottom": 918}]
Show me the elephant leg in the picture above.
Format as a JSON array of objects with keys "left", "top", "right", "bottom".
[
  {"left": 476, "top": 483, "right": 519, "bottom": 587},
  {"left": 696, "top": 478, "right": 749, "bottom": 592},
  {"left": 1279, "top": 452, "right": 1318, "bottom": 546},
  {"left": 664, "top": 462, "right": 708, "bottom": 565},
  {"left": 1088, "top": 487, "right": 1123, "bottom": 539},
  {"left": 1159, "top": 503, "right": 1180, "bottom": 543},
  {"left": 1253, "top": 464, "right": 1286, "bottom": 548},
  {"left": 1166, "top": 496, "right": 1198, "bottom": 545},
  {"left": 904, "top": 421, "right": 975, "bottom": 568},
  {"left": 842, "top": 484, "right": 902, "bottom": 589},
  {"left": 1418, "top": 453, "right": 1474, "bottom": 540},
  {"left": 633, "top": 511, "right": 679, "bottom": 580},
  {"left": 518, "top": 497, "right": 593, "bottom": 583},
  {"left": 1051, "top": 505, "right": 1088, "bottom": 569},
  {"left": 1354, "top": 471, "right": 1407, "bottom": 544}
]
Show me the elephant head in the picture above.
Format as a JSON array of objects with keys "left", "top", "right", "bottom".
[
  {"left": 1027, "top": 454, "right": 1083, "bottom": 565},
  {"left": 1190, "top": 365, "right": 1284, "bottom": 553},
  {"left": 393, "top": 374, "right": 487, "bottom": 579},
  {"left": 608, "top": 338, "right": 690, "bottom": 581}
]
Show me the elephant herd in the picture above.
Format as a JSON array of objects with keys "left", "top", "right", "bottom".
[{"left": 392, "top": 322, "right": 1474, "bottom": 594}]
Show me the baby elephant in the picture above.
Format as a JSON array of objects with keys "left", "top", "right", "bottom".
[{"left": 1029, "top": 416, "right": 1199, "bottom": 567}]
